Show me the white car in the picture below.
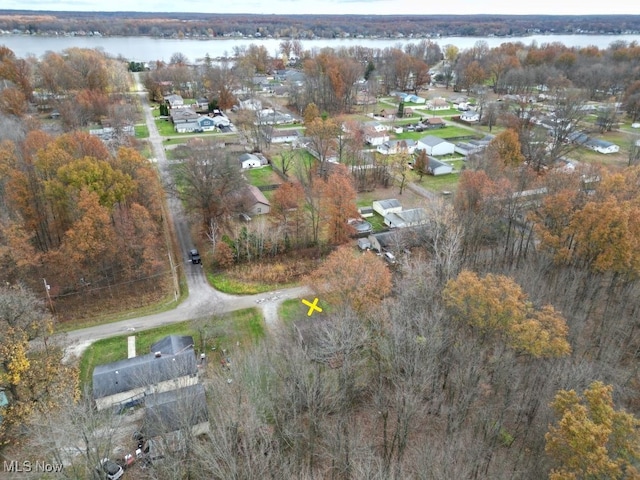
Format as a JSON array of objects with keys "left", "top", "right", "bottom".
[{"left": 96, "top": 458, "right": 124, "bottom": 480}]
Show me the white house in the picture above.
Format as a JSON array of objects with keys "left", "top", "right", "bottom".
[
  {"left": 460, "top": 111, "right": 480, "bottom": 122},
  {"left": 426, "top": 98, "right": 450, "bottom": 110},
  {"left": 363, "top": 121, "right": 387, "bottom": 133},
  {"left": 211, "top": 115, "right": 231, "bottom": 128},
  {"left": 584, "top": 138, "right": 620, "bottom": 154},
  {"left": 372, "top": 199, "right": 402, "bottom": 217},
  {"left": 239, "top": 153, "right": 264, "bottom": 169},
  {"left": 417, "top": 136, "right": 455, "bottom": 156},
  {"left": 270, "top": 129, "right": 300, "bottom": 144},
  {"left": 239, "top": 98, "right": 262, "bottom": 111},
  {"left": 384, "top": 208, "right": 429, "bottom": 229},
  {"left": 428, "top": 157, "right": 454, "bottom": 176},
  {"left": 175, "top": 121, "right": 201, "bottom": 133},
  {"left": 364, "top": 127, "right": 390, "bottom": 146}
]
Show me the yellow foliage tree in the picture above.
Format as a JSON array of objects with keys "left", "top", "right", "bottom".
[
  {"left": 443, "top": 270, "right": 571, "bottom": 358},
  {"left": 546, "top": 381, "right": 640, "bottom": 479},
  {"left": 0, "top": 286, "right": 80, "bottom": 446}
]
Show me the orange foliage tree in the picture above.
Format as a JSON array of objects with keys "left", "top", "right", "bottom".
[
  {"left": 0, "top": 130, "right": 166, "bottom": 304},
  {"left": 534, "top": 167, "right": 640, "bottom": 277},
  {"left": 319, "top": 165, "right": 359, "bottom": 245},
  {"left": 308, "top": 246, "right": 392, "bottom": 315},
  {"left": 443, "top": 270, "right": 571, "bottom": 358}
]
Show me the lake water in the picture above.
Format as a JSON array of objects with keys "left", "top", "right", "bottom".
[{"left": 1, "top": 33, "right": 639, "bottom": 62}]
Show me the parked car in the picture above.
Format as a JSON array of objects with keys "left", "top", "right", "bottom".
[
  {"left": 383, "top": 252, "right": 397, "bottom": 264},
  {"left": 96, "top": 458, "right": 124, "bottom": 480},
  {"left": 189, "top": 249, "right": 201, "bottom": 264}
]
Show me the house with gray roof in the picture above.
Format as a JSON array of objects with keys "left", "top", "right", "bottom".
[
  {"left": 92, "top": 335, "right": 198, "bottom": 411},
  {"left": 143, "top": 383, "right": 209, "bottom": 438},
  {"left": 170, "top": 109, "right": 199, "bottom": 124},
  {"left": 384, "top": 208, "right": 429, "bottom": 229},
  {"left": 240, "top": 153, "right": 265, "bottom": 169},
  {"left": 165, "top": 94, "right": 184, "bottom": 109},
  {"left": 417, "top": 136, "right": 455, "bottom": 156},
  {"left": 372, "top": 199, "right": 402, "bottom": 217},
  {"left": 175, "top": 121, "right": 201, "bottom": 133},
  {"left": 368, "top": 231, "right": 398, "bottom": 253},
  {"left": 428, "top": 157, "right": 454, "bottom": 176},
  {"left": 584, "top": 138, "right": 620, "bottom": 154},
  {"left": 569, "top": 132, "right": 620, "bottom": 154}
]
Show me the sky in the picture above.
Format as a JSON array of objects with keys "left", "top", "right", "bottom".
[{"left": 3, "top": 0, "right": 639, "bottom": 16}]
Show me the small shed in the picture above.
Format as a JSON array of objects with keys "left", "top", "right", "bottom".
[
  {"left": 358, "top": 206, "right": 375, "bottom": 218},
  {"left": 428, "top": 157, "right": 454, "bottom": 176},
  {"left": 357, "top": 238, "right": 371, "bottom": 250},
  {"left": 239, "top": 153, "right": 263, "bottom": 169},
  {"left": 372, "top": 199, "right": 402, "bottom": 217}
]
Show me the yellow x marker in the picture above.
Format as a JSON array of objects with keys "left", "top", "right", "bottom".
[{"left": 302, "top": 297, "right": 323, "bottom": 316}]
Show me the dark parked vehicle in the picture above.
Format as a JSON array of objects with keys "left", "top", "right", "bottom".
[{"left": 189, "top": 249, "right": 201, "bottom": 264}]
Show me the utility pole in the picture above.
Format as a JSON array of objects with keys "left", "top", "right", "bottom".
[
  {"left": 168, "top": 252, "right": 179, "bottom": 302},
  {"left": 42, "top": 278, "right": 55, "bottom": 313}
]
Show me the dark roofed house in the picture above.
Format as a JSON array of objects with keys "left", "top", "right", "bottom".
[
  {"left": 424, "top": 117, "right": 446, "bottom": 128},
  {"left": 92, "top": 335, "right": 198, "bottom": 411},
  {"left": 170, "top": 109, "right": 199, "bottom": 124},
  {"left": 150, "top": 335, "right": 195, "bottom": 356},
  {"left": 368, "top": 231, "right": 398, "bottom": 253},
  {"left": 144, "top": 383, "right": 209, "bottom": 438}
]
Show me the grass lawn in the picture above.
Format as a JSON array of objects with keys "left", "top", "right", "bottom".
[
  {"left": 367, "top": 212, "right": 387, "bottom": 232},
  {"left": 208, "top": 272, "right": 286, "bottom": 294},
  {"left": 79, "top": 308, "right": 264, "bottom": 388},
  {"left": 280, "top": 298, "right": 335, "bottom": 325},
  {"left": 156, "top": 118, "right": 178, "bottom": 136},
  {"left": 394, "top": 126, "right": 478, "bottom": 141},
  {"left": 135, "top": 124, "right": 149, "bottom": 138},
  {"left": 279, "top": 298, "right": 308, "bottom": 325},
  {"left": 413, "top": 171, "right": 461, "bottom": 193},
  {"left": 423, "top": 108, "right": 461, "bottom": 116},
  {"left": 244, "top": 166, "right": 282, "bottom": 187}
]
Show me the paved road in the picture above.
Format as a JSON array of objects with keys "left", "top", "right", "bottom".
[{"left": 62, "top": 75, "right": 310, "bottom": 359}]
